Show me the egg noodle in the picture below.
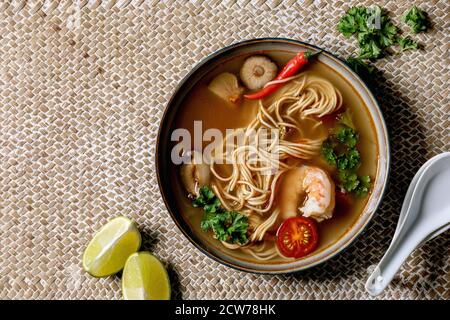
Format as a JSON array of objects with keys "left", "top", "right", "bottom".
[{"left": 209, "top": 74, "right": 343, "bottom": 260}]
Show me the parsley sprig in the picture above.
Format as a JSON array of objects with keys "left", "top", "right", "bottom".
[
  {"left": 339, "top": 171, "right": 372, "bottom": 197},
  {"left": 193, "top": 186, "right": 249, "bottom": 245},
  {"left": 321, "top": 127, "right": 360, "bottom": 171},
  {"left": 398, "top": 36, "right": 419, "bottom": 51},
  {"left": 338, "top": 6, "right": 398, "bottom": 60},
  {"left": 403, "top": 6, "right": 429, "bottom": 34},
  {"left": 338, "top": 5, "right": 430, "bottom": 77},
  {"left": 346, "top": 57, "right": 375, "bottom": 79},
  {"left": 321, "top": 111, "right": 371, "bottom": 196}
]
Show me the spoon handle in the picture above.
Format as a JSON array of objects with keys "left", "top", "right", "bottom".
[
  {"left": 365, "top": 228, "right": 421, "bottom": 296},
  {"left": 365, "top": 215, "right": 445, "bottom": 296}
]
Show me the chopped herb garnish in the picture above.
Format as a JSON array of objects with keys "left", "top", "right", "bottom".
[
  {"left": 346, "top": 57, "right": 375, "bottom": 79},
  {"left": 338, "top": 6, "right": 398, "bottom": 60},
  {"left": 193, "top": 187, "right": 221, "bottom": 213},
  {"left": 321, "top": 139, "right": 337, "bottom": 166},
  {"left": 336, "top": 127, "right": 358, "bottom": 148},
  {"left": 355, "top": 175, "right": 371, "bottom": 197},
  {"left": 338, "top": 170, "right": 360, "bottom": 192},
  {"left": 194, "top": 186, "right": 249, "bottom": 245},
  {"left": 337, "top": 6, "right": 368, "bottom": 37},
  {"left": 321, "top": 115, "right": 371, "bottom": 196},
  {"left": 339, "top": 5, "right": 429, "bottom": 62},
  {"left": 403, "top": 6, "right": 429, "bottom": 33},
  {"left": 338, "top": 171, "right": 371, "bottom": 197},
  {"left": 398, "top": 36, "right": 419, "bottom": 51},
  {"left": 337, "top": 148, "right": 360, "bottom": 171},
  {"left": 323, "top": 126, "right": 360, "bottom": 171}
]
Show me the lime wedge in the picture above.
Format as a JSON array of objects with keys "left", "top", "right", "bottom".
[
  {"left": 122, "top": 252, "right": 171, "bottom": 300},
  {"left": 82, "top": 216, "right": 141, "bottom": 277}
]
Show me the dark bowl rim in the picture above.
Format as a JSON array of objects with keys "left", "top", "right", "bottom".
[{"left": 155, "top": 37, "right": 391, "bottom": 274}]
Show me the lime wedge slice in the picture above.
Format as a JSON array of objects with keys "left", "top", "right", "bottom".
[
  {"left": 82, "top": 216, "right": 141, "bottom": 277},
  {"left": 122, "top": 252, "right": 171, "bottom": 300}
]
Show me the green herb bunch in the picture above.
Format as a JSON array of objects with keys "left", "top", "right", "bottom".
[
  {"left": 339, "top": 5, "right": 429, "bottom": 77},
  {"left": 193, "top": 186, "right": 249, "bottom": 245},
  {"left": 403, "top": 6, "right": 429, "bottom": 34},
  {"left": 321, "top": 111, "right": 371, "bottom": 196},
  {"left": 338, "top": 6, "right": 398, "bottom": 60}
]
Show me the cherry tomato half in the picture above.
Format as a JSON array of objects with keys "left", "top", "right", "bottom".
[{"left": 276, "top": 217, "right": 319, "bottom": 258}]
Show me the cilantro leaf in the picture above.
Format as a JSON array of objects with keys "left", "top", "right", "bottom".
[
  {"left": 322, "top": 126, "right": 360, "bottom": 170},
  {"left": 337, "top": 148, "right": 360, "bottom": 170},
  {"left": 336, "top": 127, "right": 358, "bottom": 148},
  {"left": 193, "top": 186, "right": 221, "bottom": 213},
  {"left": 338, "top": 6, "right": 367, "bottom": 37},
  {"left": 195, "top": 186, "right": 249, "bottom": 245},
  {"left": 338, "top": 6, "right": 401, "bottom": 60},
  {"left": 321, "top": 139, "right": 337, "bottom": 166},
  {"left": 358, "top": 31, "right": 383, "bottom": 59},
  {"left": 403, "top": 6, "right": 429, "bottom": 33},
  {"left": 322, "top": 123, "right": 371, "bottom": 196},
  {"left": 355, "top": 175, "right": 371, "bottom": 197},
  {"left": 380, "top": 21, "right": 398, "bottom": 47},
  {"left": 398, "top": 36, "right": 419, "bottom": 51},
  {"left": 338, "top": 171, "right": 371, "bottom": 195},
  {"left": 226, "top": 212, "right": 249, "bottom": 245},
  {"left": 346, "top": 57, "right": 375, "bottom": 79},
  {"left": 338, "top": 171, "right": 360, "bottom": 192}
]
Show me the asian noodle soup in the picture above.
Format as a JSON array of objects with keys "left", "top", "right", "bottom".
[{"left": 170, "top": 51, "right": 378, "bottom": 263}]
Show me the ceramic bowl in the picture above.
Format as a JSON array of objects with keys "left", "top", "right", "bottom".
[{"left": 156, "top": 38, "right": 390, "bottom": 273}]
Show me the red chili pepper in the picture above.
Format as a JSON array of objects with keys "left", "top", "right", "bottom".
[{"left": 244, "top": 51, "right": 320, "bottom": 100}]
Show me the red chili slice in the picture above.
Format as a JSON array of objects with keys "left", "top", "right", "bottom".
[{"left": 244, "top": 51, "right": 321, "bottom": 100}]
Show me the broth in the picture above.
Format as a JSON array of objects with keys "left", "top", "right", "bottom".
[{"left": 169, "top": 51, "right": 378, "bottom": 263}]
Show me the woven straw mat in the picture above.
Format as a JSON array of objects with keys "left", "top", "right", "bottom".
[{"left": 0, "top": 0, "right": 448, "bottom": 300}]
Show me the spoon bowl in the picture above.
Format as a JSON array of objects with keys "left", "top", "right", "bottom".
[{"left": 366, "top": 152, "right": 450, "bottom": 296}]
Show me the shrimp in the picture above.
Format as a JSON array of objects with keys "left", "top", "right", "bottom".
[
  {"left": 279, "top": 165, "right": 335, "bottom": 223},
  {"left": 180, "top": 151, "right": 211, "bottom": 197},
  {"left": 299, "top": 166, "right": 335, "bottom": 222}
]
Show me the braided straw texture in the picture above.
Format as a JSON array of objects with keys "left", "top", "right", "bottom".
[{"left": 0, "top": 0, "right": 448, "bottom": 300}]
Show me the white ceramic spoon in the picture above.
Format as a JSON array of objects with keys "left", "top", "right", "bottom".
[
  {"left": 366, "top": 152, "right": 450, "bottom": 296},
  {"left": 393, "top": 152, "right": 450, "bottom": 243}
]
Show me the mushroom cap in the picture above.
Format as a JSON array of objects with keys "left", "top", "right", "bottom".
[
  {"left": 208, "top": 72, "right": 244, "bottom": 104},
  {"left": 240, "top": 55, "right": 278, "bottom": 90},
  {"left": 180, "top": 151, "right": 210, "bottom": 196}
]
